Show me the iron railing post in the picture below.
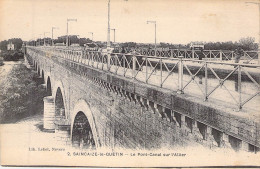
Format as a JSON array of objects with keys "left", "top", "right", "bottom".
[
  {"left": 145, "top": 57, "right": 148, "bottom": 83},
  {"left": 205, "top": 62, "right": 208, "bottom": 101},
  {"left": 107, "top": 53, "right": 111, "bottom": 71},
  {"left": 123, "top": 54, "right": 126, "bottom": 76},
  {"left": 170, "top": 49, "right": 173, "bottom": 58},
  {"left": 238, "top": 65, "right": 242, "bottom": 110},
  {"left": 177, "top": 56, "right": 184, "bottom": 94},
  {"left": 160, "top": 58, "right": 162, "bottom": 87},
  {"left": 88, "top": 52, "right": 91, "bottom": 66},
  {"left": 101, "top": 53, "right": 104, "bottom": 70},
  {"left": 132, "top": 55, "right": 136, "bottom": 78}
]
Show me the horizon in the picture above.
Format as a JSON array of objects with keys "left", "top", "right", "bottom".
[
  {"left": 2, "top": 35, "right": 257, "bottom": 46},
  {"left": 0, "top": 0, "right": 259, "bottom": 44}
]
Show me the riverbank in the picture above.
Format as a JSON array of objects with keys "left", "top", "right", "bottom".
[{"left": 0, "top": 60, "right": 45, "bottom": 123}]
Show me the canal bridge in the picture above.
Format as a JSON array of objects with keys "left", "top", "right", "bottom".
[{"left": 24, "top": 46, "right": 260, "bottom": 152}]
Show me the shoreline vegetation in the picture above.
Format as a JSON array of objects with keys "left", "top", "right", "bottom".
[
  {"left": 0, "top": 50, "right": 24, "bottom": 61},
  {"left": 0, "top": 61, "right": 45, "bottom": 124},
  {"left": 0, "top": 57, "right": 3, "bottom": 66}
]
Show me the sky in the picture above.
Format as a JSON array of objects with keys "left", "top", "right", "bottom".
[{"left": 0, "top": 0, "right": 259, "bottom": 44}]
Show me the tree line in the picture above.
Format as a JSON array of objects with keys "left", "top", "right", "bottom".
[
  {"left": 0, "top": 38, "right": 23, "bottom": 51},
  {"left": 28, "top": 35, "right": 94, "bottom": 47},
  {"left": 0, "top": 38, "right": 24, "bottom": 62},
  {"left": 121, "top": 37, "right": 258, "bottom": 51},
  {"left": 1, "top": 36, "right": 257, "bottom": 52}
]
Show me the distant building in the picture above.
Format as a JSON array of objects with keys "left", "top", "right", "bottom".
[
  {"left": 70, "top": 43, "right": 80, "bottom": 47},
  {"left": 54, "top": 42, "right": 66, "bottom": 46},
  {"left": 84, "top": 43, "right": 100, "bottom": 51},
  {"left": 7, "top": 42, "right": 15, "bottom": 50},
  {"left": 190, "top": 43, "right": 204, "bottom": 50}
]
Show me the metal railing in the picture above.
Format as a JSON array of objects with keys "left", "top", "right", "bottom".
[
  {"left": 114, "top": 47, "right": 259, "bottom": 64},
  {"left": 27, "top": 46, "right": 260, "bottom": 111}
]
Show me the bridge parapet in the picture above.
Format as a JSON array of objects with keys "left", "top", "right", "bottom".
[{"left": 25, "top": 46, "right": 260, "bottom": 152}]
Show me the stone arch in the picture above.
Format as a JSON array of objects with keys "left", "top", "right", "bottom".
[
  {"left": 41, "top": 70, "right": 45, "bottom": 83},
  {"left": 44, "top": 71, "right": 51, "bottom": 86},
  {"left": 55, "top": 87, "right": 65, "bottom": 119},
  {"left": 71, "top": 99, "right": 100, "bottom": 149},
  {"left": 46, "top": 76, "right": 52, "bottom": 96},
  {"left": 53, "top": 80, "right": 67, "bottom": 118},
  {"left": 35, "top": 62, "right": 38, "bottom": 71},
  {"left": 37, "top": 65, "right": 40, "bottom": 76},
  {"left": 71, "top": 111, "right": 96, "bottom": 149}
]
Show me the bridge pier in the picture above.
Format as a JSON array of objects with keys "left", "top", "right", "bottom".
[
  {"left": 55, "top": 120, "right": 71, "bottom": 146},
  {"left": 43, "top": 96, "right": 55, "bottom": 130}
]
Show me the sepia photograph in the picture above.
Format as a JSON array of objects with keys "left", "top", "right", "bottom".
[{"left": 0, "top": 0, "right": 260, "bottom": 167}]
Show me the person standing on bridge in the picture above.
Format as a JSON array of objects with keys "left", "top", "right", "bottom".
[
  {"left": 198, "top": 48, "right": 204, "bottom": 61},
  {"left": 121, "top": 47, "right": 126, "bottom": 54},
  {"left": 234, "top": 47, "right": 243, "bottom": 64}
]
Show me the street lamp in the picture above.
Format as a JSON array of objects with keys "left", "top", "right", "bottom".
[
  {"left": 246, "top": 2, "right": 260, "bottom": 65},
  {"left": 52, "top": 27, "right": 59, "bottom": 46},
  {"left": 107, "top": 0, "right": 128, "bottom": 50},
  {"left": 147, "top": 20, "right": 157, "bottom": 56},
  {"left": 88, "top": 32, "right": 94, "bottom": 41},
  {"left": 38, "top": 34, "right": 42, "bottom": 46},
  {"left": 66, "top": 18, "right": 77, "bottom": 47},
  {"left": 111, "top": 28, "right": 116, "bottom": 43},
  {"left": 44, "top": 32, "right": 50, "bottom": 46},
  {"left": 107, "top": 0, "right": 111, "bottom": 49},
  {"left": 33, "top": 37, "right": 38, "bottom": 46}
]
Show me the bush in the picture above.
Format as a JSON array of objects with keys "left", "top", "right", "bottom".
[
  {"left": 0, "top": 64, "right": 45, "bottom": 123},
  {"left": 0, "top": 51, "right": 24, "bottom": 61},
  {"left": 0, "top": 57, "right": 3, "bottom": 66}
]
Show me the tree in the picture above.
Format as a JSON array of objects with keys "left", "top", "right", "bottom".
[
  {"left": 0, "top": 38, "right": 23, "bottom": 51},
  {"left": 0, "top": 40, "right": 8, "bottom": 51},
  {"left": 79, "top": 38, "right": 92, "bottom": 46},
  {"left": 238, "top": 37, "right": 257, "bottom": 51},
  {"left": 121, "top": 42, "right": 137, "bottom": 48}
]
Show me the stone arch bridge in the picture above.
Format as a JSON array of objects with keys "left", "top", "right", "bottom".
[{"left": 24, "top": 46, "right": 260, "bottom": 152}]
